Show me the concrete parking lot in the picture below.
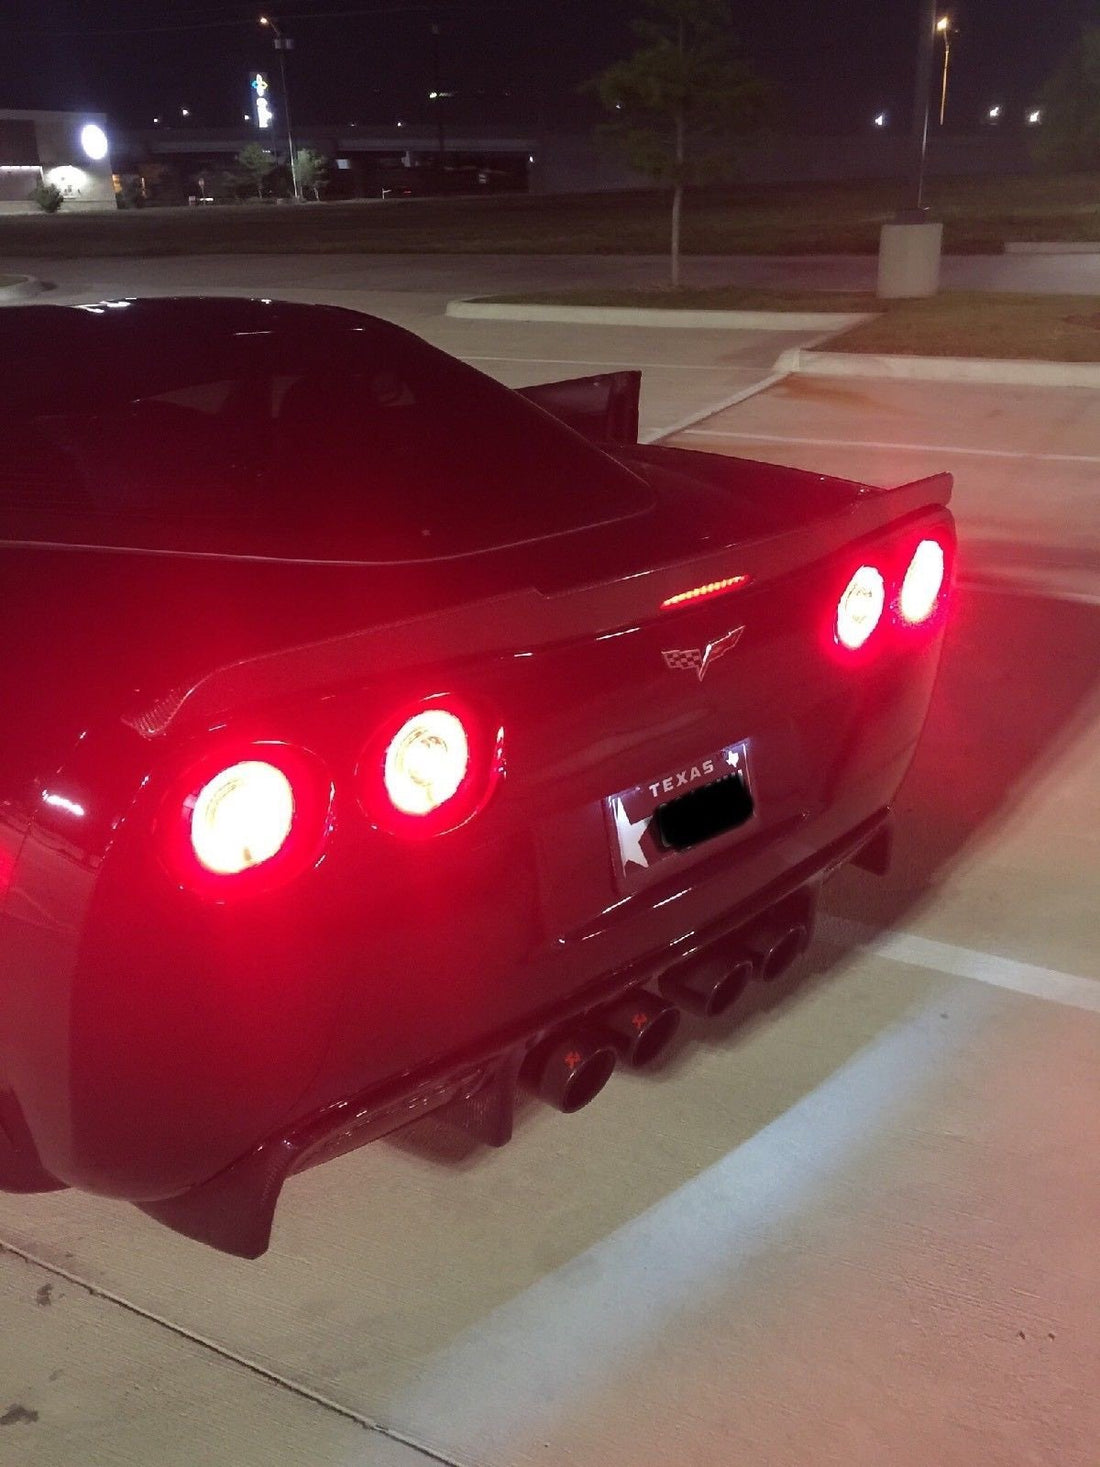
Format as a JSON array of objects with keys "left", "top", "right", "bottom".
[{"left": 1, "top": 265, "right": 1097, "bottom": 1466}]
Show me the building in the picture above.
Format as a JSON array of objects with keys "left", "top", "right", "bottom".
[{"left": 0, "top": 109, "right": 116, "bottom": 213}]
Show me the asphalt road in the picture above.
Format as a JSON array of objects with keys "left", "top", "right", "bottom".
[
  {"left": 1, "top": 263, "right": 1097, "bottom": 1467},
  {"left": 5, "top": 246, "right": 1100, "bottom": 300}
]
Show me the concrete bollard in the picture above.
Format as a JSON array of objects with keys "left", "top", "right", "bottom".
[{"left": 877, "top": 220, "right": 944, "bottom": 299}]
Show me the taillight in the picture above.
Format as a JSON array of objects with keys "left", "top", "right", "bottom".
[
  {"left": 190, "top": 760, "right": 295, "bottom": 874},
  {"left": 835, "top": 564, "right": 885, "bottom": 650},
  {"left": 161, "top": 743, "right": 333, "bottom": 895},
  {"left": 899, "top": 538, "right": 946, "bottom": 624},
  {"left": 383, "top": 709, "right": 470, "bottom": 816},
  {"left": 361, "top": 697, "right": 504, "bottom": 836}
]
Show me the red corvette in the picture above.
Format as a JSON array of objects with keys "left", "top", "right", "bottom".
[{"left": 0, "top": 298, "right": 953, "bottom": 1255}]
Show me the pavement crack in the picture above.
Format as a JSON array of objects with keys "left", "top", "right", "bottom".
[{"left": 0, "top": 1239, "right": 469, "bottom": 1467}]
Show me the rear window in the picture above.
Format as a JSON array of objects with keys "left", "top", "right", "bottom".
[{"left": 0, "top": 305, "right": 651, "bottom": 561}]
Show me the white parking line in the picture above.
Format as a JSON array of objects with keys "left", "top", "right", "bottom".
[
  {"left": 824, "top": 919, "right": 1100, "bottom": 1013},
  {"left": 680, "top": 428, "right": 1100, "bottom": 466},
  {"left": 641, "top": 370, "right": 792, "bottom": 443}
]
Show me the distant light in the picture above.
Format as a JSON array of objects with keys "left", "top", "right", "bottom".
[
  {"left": 1027, "top": 108, "right": 1042, "bottom": 125},
  {"left": 873, "top": 112, "right": 887, "bottom": 128},
  {"left": 153, "top": 115, "right": 160, "bottom": 124},
  {"left": 396, "top": 119, "right": 404, "bottom": 127},
  {"left": 988, "top": 105, "right": 1001, "bottom": 120},
  {"left": 80, "top": 123, "right": 109, "bottom": 160},
  {"left": 181, "top": 107, "right": 190, "bottom": 118},
  {"left": 935, "top": 14, "right": 949, "bottom": 32},
  {"left": 528, "top": 154, "right": 535, "bottom": 164}
]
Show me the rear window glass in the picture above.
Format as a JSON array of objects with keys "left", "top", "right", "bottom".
[{"left": 0, "top": 305, "right": 651, "bottom": 561}]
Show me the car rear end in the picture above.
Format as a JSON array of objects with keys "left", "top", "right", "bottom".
[
  {"left": 0, "top": 300, "right": 953, "bottom": 1253},
  {"left": 18, "top": 463, "right": 949, "bottom": 1256}
]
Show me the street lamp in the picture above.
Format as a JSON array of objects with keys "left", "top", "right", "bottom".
[
  {"left": 259, "top": 14, "right": 301, "bottom": 200},
  {"left": 936, "top": 15, "right": 952, "bottom": 127}
]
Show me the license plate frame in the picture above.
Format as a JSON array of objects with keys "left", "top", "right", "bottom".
[{"left": 605, "top": 740, "right": 753, "bottom": 889}]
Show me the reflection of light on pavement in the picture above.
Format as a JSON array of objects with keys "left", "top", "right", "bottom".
[{"left": 394, "top": 988, "right": 985, "bottom": 1457}]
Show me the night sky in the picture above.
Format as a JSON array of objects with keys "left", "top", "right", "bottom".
[{"left": 0, "top": 1, "right": 1092, "bottom": 135}]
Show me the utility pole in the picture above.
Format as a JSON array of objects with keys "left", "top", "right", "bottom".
[
  {"left": 910, "top": 0, "right": 938, "bottom": 212},
  {"left": 260, "top": 15, "right": 301, "bottom": 201},
  {"left": 431, "top": 22, "right": 446, "bottom": 166}
]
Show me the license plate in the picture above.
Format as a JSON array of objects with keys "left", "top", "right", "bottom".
[{"left": 606, "top": 740, "right": 753, "bottom": 887}]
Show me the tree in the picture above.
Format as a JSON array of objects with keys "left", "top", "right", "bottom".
[
  {"left": 1032, "top": 25, "right": 1100, "bottom": 172},
  {"left": 294, "top": 148, "right": 330, "bottom": 201},
  {"left": 236, "top": 143, "right": 277, "bottom": 199},
  {"left": 588, "top": 0, "right": 767, "bottom": 287}
]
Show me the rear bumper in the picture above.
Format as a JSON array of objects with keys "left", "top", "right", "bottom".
[{"left": 138, "top": 808, "right": 890, "bottom": 1257}]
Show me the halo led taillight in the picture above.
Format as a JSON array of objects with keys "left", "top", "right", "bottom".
[
  {"left": 384, "top": 708, "right": 470, "bottom": 816},
  {"left": 161, "top": 743, "right": 333, "bottom": 895},
  {"left": 899, "top": 538, "right": 946, "bottom": 624},
  {"left": 361, "top": 698, "right": 504, "bottom": 836},
  {"left": 189, "top": 760, "right": 295, "bottom": 874},
  {"left": 835, "top": 564, "right": 886, "bottom": 650}
]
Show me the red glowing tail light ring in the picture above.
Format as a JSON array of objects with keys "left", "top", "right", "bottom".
[
  {"left": 357, "top": 694, "right": 505, "bottom": 838},
  {"left": 158, "top": 741, "right": 334, "bottom": 898}
]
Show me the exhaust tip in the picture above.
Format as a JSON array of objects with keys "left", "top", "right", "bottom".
[
  {"left": 595, "top": 990, "right": 682, "bottom": 1067},
  {"left": 751, "top": 923, "right": 808, "bottom": 982},
  {"left": 661, "top": 956, "right": 752, "bottom": 1020},
  {"left": 526, "top": 1035, "right": 617, "bottom": 1114},
  {"left": 629, "top": 1003, "right": 681, "bottom": 1066}
]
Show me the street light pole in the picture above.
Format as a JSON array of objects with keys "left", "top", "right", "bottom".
[
  {"left": 259, "top": 14, "right": 300, "bottom": 200},
  {"left": 431, "top": 23, "right": 446, "bottom": 166},
  {"left": 937, "top": 16, "right": 952, "bottom": 127},
  {"left": 909, "top": 0, "right": 938, "bottom": 212}
]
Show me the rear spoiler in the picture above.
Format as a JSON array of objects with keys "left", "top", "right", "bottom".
[
  {"left": 519, "top": 370, "right": 641, "bottom": 445},
  {"left": 152, "top": 471, "right": 952, "bottom": 739}
]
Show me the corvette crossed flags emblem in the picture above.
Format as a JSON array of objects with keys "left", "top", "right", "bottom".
[{"left": 661, "top": 625, "right": 745, "bottom": 681}]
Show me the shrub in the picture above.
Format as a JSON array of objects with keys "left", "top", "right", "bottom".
[{"left": 30, "top": 180, "right": 64, "bottom": 213}]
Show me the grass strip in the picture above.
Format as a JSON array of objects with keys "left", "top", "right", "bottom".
[{"left": 1, "top": 173, "right": 1098, "bottom": 259}]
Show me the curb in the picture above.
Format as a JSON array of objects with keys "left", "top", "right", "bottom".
[
  {"left": 773, "top": 347, "right": 1100, "bottom": 390},
  {"left": 446, "top": 299, "right": 873, "bottom": 331},
  {"left": 1004, "top": 242, "right": 1100, "bottom": 255},
  {"left": 0, "top": 274, "right": 46, "bottom": 301}
]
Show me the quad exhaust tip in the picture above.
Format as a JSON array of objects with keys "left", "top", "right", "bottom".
[
  {"left": 660, "top": 955, "right": 753, "bottom": 1020},
  {"left": 525, "top": 1033, "right": 618, "bottom": 1113},
  {"left": 744, "top": 921, "right": 809, "bottom": 982},
  {"left": 595, "top": 990, "right": 681, "bottom": 1068}
]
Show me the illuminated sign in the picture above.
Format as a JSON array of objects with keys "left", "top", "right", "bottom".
[{"left": 251, "top": 72, "right": 273, "bottom": 130}]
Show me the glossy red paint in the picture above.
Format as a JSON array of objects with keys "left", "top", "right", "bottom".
[{"left": 0, "top": 298, "right": 955, "bottom": 1254}]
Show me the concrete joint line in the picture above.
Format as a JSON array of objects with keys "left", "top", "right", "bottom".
[{"left": 0, "top": 1240, "right": 469, "bottom": 1467}]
